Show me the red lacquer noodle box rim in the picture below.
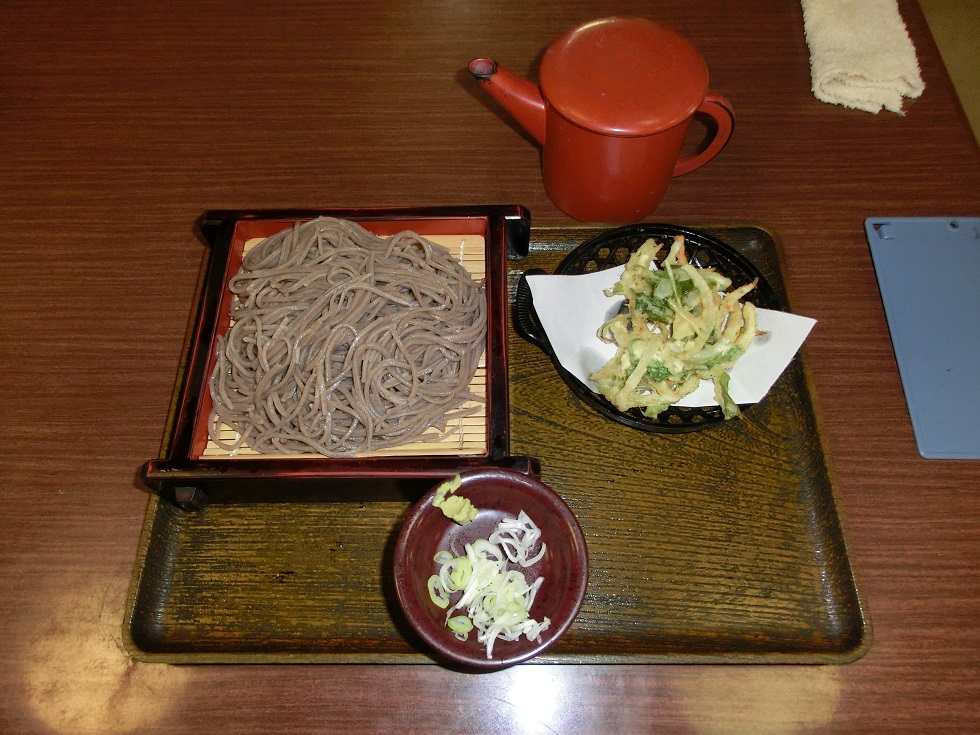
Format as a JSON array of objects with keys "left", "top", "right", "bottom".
[{"left": 140, "top": 205, "right": 532, "bottom": 508}]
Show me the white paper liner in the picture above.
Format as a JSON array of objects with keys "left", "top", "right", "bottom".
[{"left": 525, "top": 266, "right": 816, "bottom": 408}]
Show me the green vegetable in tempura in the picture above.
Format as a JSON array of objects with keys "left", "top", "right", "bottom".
[{"left": 590, "top": 236, "right": 760, "bottom": 419}]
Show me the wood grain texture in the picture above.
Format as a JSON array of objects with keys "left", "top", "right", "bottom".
[
  {"left": 124, "top": 226, "right": 866, "bottom": 666},
  {"left": 1, "top": 1, "right": 978, "bottom": 733}
]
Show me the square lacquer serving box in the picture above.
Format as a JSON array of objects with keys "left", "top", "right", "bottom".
[{"left": 141, "top": 206, "right": 533, "bottom": 509}]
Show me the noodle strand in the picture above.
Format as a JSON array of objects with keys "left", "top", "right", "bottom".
[{"left": 207, "top": 217, "right": 487, "bottom": 456}]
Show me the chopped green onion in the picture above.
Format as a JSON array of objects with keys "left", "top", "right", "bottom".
[
  {"left": 426, "top": 511, "right": 551, "bottom": 659},
  {"left": 427, "top": 575, "right": 450, "bottom": 609},
  {"left": 447, "top": 616, "right": 473, "bottom": 634}
]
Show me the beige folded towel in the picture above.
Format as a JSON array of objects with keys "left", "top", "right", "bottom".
[{"left": 802, "top": 0, "right": 925, "bottom": 114}]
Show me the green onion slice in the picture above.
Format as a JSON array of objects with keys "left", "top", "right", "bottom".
[{"left": 427, "top": 511, "right": 551, "bottom": 659}]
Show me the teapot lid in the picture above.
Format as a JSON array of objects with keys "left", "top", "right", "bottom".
[{"left": 539, "top": 17, "right": 709, "bottom": 136}]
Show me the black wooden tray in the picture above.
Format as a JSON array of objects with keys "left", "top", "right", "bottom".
[{"left": 125, "top": 224, "right": 870, "bottom": 664}]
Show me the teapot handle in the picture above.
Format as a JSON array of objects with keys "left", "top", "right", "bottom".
[{"left": 673, "top": 93, "right": 735, "bottom": 177}]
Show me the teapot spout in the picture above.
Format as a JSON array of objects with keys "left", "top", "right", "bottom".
[{"left": 468, "top": 59, "right": 546, "bottom": 145}]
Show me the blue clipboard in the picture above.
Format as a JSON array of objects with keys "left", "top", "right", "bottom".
[{"left": 865, "top": 217, "right": 980, "bottom": 459}]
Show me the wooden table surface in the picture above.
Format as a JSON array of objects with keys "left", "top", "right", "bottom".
[{"left": 2, "top": 1, "right": 977, "bottom": 733}]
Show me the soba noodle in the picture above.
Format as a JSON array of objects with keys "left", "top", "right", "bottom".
[{"left": 207, "top": 217, "right": 488, "bottom": 456}]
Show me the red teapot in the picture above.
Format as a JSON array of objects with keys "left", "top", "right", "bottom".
[{"left": 469, "top": 17, "right": 734, "bottom": 223}]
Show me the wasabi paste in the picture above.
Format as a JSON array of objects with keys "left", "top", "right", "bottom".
[{"left": 432, "top": 474, "right": 478, "bottom": 525}]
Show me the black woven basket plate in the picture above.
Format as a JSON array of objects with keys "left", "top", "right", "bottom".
[{"left": 513, "top": 223, "right": 782, "bottom": 433}]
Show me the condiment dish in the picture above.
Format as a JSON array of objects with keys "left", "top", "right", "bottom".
[{"left": 392, "top": 467, "right": 588, "bottom": 669}]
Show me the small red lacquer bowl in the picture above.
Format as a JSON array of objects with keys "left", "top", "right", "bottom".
[{"left": 393, "top": 468, "right": 589, "bottom": 669}]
